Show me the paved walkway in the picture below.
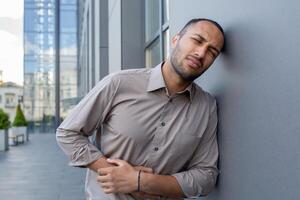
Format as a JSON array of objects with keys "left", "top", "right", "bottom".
[{"left": 0, "top": 134, "right": 86, "bottom": 200}]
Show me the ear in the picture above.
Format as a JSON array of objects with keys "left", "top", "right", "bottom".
[{"left": 171, "top": 34, "right": 180, "bottom": 48}]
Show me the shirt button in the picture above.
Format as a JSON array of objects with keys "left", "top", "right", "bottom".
[
  {"left": 154, "top": 147, "right": 159, "bottom": 151},
  {"left": 161, "top": 122, "right": 165, "bottom": 126}
]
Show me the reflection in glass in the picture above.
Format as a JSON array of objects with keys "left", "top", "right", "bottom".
[
  {"left": 145, "top": 0, "right": 160, "bottom": 42},
  {"left": 163, "top": 0, "right": 169, "bottom": 24},
  {"left": 163, "top": 29, "right": 170, "bottom": 59},
  {"left": 60, "top": 34, "right": 77, "bottom": 55},
  {"left": 24, "top": 0, "right": 78, "bottom": 133},
  {"left": 24, "top": 0, "right": 56, "bottom": 134},
  {"left": 59, "top": 1, "right": 78, "bottom": 120},
  {"left": 146, "top": 39, "right": 161, "bottom": 68},
  {"left": 61, "top": 0, "right": 77, "bottom": 5},
  {"left": 60, "top": 11, "right": 77, "bottom": 33}
]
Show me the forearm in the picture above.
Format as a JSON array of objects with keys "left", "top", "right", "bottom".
[
  {"left": 140, "top": 173, "right": 185, "bottom": 199},
  {"left": 87, "top": 156, "right": 115, "bottom": 172}
]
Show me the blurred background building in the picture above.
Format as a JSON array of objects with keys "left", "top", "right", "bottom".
[
  {"left": 23, "top": 0, "right": 77, "bottom": 133},
  {"left": 0, "top": 75, "right": 24, "bottom": 122}
]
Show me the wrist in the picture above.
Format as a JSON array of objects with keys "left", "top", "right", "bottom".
[
  {"left": 132, "top": 170, "right": 140, "bottom": 192},
  {"left": 139, "top": 171, "right": 154, "bottom": 192}
]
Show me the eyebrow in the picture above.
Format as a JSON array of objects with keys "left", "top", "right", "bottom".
[{"left": 193, "top": 34, "right": 220, "bottom": 54}]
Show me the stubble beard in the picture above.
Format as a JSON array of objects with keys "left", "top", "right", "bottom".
[{"left": 170, "top": 46, "right": 202, "bottom": 82}]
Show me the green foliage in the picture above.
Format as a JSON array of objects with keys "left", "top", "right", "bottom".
[
  {"left": 0, "top": 108, "right": 10, "bottom": 129},
  {"left": 12, "top": 104, "right": 28, "bottom": 127}
]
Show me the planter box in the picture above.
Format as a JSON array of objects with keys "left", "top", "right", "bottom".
[
  {"left": 0, "top": 129, "right": 9, "bottom": 151},
  {"left": 9, "top": 127, "right": 28, "bottom": 145}
]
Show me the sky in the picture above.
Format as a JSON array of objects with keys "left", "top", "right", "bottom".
[{"left": 0, "top": 0, "right": 24, "bottom": 86}]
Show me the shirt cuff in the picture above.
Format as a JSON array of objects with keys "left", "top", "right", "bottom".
[
  {"left": 172, "top": 172, "right": 203, "bottom": 198},
  {"left": 69, "top": 143, "right": 103, "bottom": 167}
]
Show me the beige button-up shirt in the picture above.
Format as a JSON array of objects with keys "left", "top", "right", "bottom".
[{"left": 56, "top": 63, "right": 219, "bottom": 200}]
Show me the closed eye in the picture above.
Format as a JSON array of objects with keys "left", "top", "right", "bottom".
[
  {"left": 192, "top": 37, "right": 203, "bottom": 44},
  {"left": 208, "top": 48, "right": 218, "bottom": 58},
  {"left": 192, "top": 37, "right": 218, "bottom": 58}
]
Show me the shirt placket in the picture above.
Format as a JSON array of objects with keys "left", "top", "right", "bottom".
[{"left": 147, "top": 96, "right": 173, "bottom": 168}]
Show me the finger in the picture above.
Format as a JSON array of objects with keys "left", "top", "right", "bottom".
[
  {"left": 106, "top": 158, "right": 126, "bottom": 166},
  {"left": 96, "top": 174, "right": 111, "bottom": 183},
  {"left": 99, "top": 181, "right": 114, "bottom": 188},
  {"left": 103, "top": 187, "right": 115, "bottom": 194},
  {"left": 134, "top": 166, "right": 153, "bottom": 173},
  {"left": 139, "top": 166, "right": 153, "bottom": 173},
  {"left": 97, "top": 167, "right": 112, "bottom": 175}
]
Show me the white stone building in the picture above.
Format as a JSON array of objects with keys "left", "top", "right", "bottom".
[{"left": 0, "top": 82, "right": 24, "bottom": 122}]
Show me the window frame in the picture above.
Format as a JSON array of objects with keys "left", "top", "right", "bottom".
[{"left": 144, "top": 0, "right": 169, "bottom": 67}]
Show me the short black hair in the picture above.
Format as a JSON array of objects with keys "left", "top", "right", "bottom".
[{"left": 179, "top": 18, "right": 225, "bottom": 51}]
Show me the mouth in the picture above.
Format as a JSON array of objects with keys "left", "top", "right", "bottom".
[{"left": 186, "top": 56, "right": 202, "bottom": 70}]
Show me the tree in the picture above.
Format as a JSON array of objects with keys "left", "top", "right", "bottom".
[
  {"left": 12, "top": 104, "right": 28, "bottom": 127},
  {"left": 0, "top": 109, "right": 10, "bottom": 129}
]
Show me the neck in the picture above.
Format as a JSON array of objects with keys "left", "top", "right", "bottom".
[{"left": 161, "top": 59, "right": 191, "bottom": 96}]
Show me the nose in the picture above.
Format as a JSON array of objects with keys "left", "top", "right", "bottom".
[{"left": 194, "top": 45, "right": 207, "bottom": 59}]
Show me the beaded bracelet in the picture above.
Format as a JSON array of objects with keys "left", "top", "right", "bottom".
[{"left": 137, "top": 170, "right": 142, "bottom": 192}]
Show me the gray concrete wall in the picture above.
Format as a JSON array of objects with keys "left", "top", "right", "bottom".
[{"left": 170, "top": 0, "right": 300, "bottom": 199}]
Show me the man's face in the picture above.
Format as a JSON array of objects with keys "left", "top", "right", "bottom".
[{"left": 170, "top": 21, "right": 224, "bottom": 82}]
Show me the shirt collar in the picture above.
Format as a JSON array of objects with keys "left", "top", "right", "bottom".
[{"left": 146, "top": 62, "right": 194, "bottom": 101}]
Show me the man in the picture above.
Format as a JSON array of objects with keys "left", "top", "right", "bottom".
[{"left": 56, "top": 18, "right": 225, "bottom": 200}]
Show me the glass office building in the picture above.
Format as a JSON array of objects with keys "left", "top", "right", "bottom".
[
  {"left": 24, "top": 0, "right": 77, "bottom": 133},
  {"left": 59, "top": 0, "right": 78, "bottom": 120}
]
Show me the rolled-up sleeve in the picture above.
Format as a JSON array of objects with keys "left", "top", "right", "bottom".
[
  {"left": 56, "top": 74, "right": 119, "bottom": 167},
  {"left": 172, "top": 99, "right": 219, "bottom": 197}
]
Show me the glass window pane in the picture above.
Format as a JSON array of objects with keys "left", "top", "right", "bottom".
[
  {"left": 163, "top": 0, "right": 169, "bottom": 25},
  {"left": 60, "top": 59, "right": 77, "bottom": 119},
  {"left": 24, "top": 8, "right": 38, "bottom": 31},
  {"left": 24, "top": 8, "right": 55, "bottom": 33},
  {"left": 60, "top": 34, "right": 77, "bottom": 55},
  {"left": 163, "top": 29, "right": 170, "bottom": 59},
  {"left": 61, "top": 0, "right": 77, "bottom": 4},
  {"left": 24, "top": 0, "right": 65, "bottom": 134},
  {"left": 146, "top": 39, "right": 161, "bottom": 68},
  {"left": 145, "top": 0, "right": 160, "bottom": 42},
  {"left": 59, "top": 0, "right": 77, "bottom": 119},
  {"left": 60, "top": 11, "right": 77, "bottom": 33}
]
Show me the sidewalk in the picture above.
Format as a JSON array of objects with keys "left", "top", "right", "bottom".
[{"left": 0, "top": 133, "right": 86, "bottom": 200}]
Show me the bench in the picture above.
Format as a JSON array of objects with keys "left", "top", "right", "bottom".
[{"left": 9, "top": 134, "right": 24, "bottom": 145}]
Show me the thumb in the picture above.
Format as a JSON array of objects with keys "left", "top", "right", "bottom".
[
  {"left": 139, "top": 166, "right": 153, "bottom": 173},
  {"left": 106, "top": 158, "right": 125, "bottom": 166}
]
